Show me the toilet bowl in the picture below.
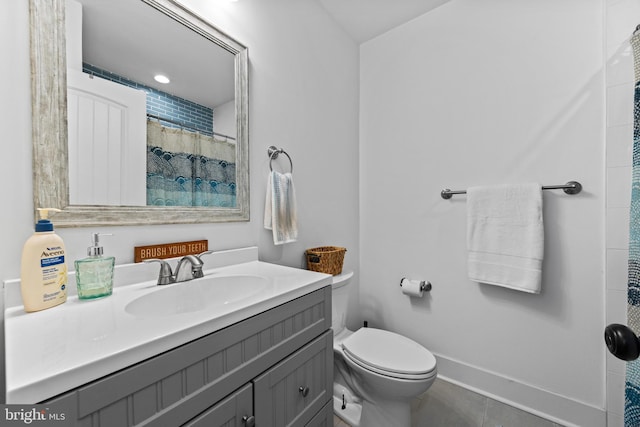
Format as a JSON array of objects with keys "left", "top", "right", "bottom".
[{"left": 332, "top": 273, "right": 437, "bottom": 427}]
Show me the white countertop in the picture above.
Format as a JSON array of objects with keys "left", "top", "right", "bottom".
[{"left": 4, "top": 247, "right": 332, "bottom": 403}]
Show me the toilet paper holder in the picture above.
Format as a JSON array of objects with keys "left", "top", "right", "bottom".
[{"left": 399, "top": 277, "right": 432, "bottom": 292}]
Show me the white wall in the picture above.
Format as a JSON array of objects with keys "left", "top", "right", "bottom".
[
  {"left": 359, "top": 1, "right": 605, "bottom": 425},
  {"left": 214, "top": 99, "right": 236, "bottom": 140},
  {"left": 0, "top": 0, "right": 359, "bottom": 401}
]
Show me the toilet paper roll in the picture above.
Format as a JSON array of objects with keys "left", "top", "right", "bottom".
[{"left": 401, "top": 278, "right": 424, "bottom": 297}]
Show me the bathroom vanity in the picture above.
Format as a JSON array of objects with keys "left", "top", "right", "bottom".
[{"left": 4, "top": 247, "right": 333, "bottom": 426}]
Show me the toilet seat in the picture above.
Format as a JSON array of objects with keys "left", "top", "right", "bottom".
[{"left": 341, "top": 328, "right": 436, "bottom": 380}]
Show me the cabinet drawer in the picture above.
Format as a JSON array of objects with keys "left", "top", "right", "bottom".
[
  {"left": 254, "top": 331, "right": 333, "bottom": 427},
  {"left": 183, "top": 383, "right": 253, "bottom": 427}
]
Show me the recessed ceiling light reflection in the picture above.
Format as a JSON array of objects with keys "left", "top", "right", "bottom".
[{"left": 154, "top": 74, "right": 170, "bottom": 84}]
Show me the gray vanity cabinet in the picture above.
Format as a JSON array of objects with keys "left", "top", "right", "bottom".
[{"left": 42, "top": 286, "right": 333, "bottom": 427}]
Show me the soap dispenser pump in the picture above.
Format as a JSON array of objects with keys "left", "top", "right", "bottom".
[{"left": 75, "top": 233, "right": 115, "bottom": 300}]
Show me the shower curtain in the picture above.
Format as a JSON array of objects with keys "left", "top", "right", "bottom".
[
  {"left": 146, "top": 121, "right": 236, "bottom": 207},
  {"left": 627, "top": 30, "right": 640, "bottom": 425}
]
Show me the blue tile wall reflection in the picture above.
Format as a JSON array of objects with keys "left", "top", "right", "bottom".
[{"left": 82, "top": 63, "right": 213, "bottom": 136}]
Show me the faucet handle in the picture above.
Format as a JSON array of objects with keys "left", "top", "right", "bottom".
[
  {"left": 192, "top": 251, "right": 214, "bottom": 279},
  {"left": 196, "top": 250, "right": 214, "bottom": 261},
  {"left": 143, "top": 259, "right": 173, "bottom": 285}
]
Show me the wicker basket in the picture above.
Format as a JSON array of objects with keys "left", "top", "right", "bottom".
[{"left": 305, "top": 246, "right": 347, "bottom": 275}]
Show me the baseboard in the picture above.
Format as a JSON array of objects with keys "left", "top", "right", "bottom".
[{"left": 433, "top": 353, "right": 606, "bottom": 427}]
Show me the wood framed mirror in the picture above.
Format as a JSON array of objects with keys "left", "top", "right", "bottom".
[{"left": 29, "top": 0, "right": 249, "bottom": 226}]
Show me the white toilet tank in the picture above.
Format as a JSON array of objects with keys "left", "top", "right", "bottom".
[{"left": 332, "top": 271, "right": 354, "bottom": 335}]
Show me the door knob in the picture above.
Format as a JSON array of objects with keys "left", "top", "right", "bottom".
[
  {"left": 299, "top": 386, "right": 310, "bottom": 397},
  {"left": 242, "top": 415, "right": 255, "bottom": 427},
  {"left": 605, "top": 323, "right": 640, "bottom": 361}
]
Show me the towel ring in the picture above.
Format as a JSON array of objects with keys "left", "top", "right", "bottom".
[{"left": 268, "top": 146, "right": 293, "bottom": 173}]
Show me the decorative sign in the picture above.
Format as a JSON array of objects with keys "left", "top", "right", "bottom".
[{"left": 134, "top": 240, "right": 208, "bottom": 263}]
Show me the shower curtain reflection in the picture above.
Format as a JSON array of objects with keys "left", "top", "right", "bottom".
[{"left": 146, "top": 120, "right": 236, "bottom": 207}]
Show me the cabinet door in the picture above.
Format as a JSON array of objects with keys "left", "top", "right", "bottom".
[
  {"left": 254, "top": 331, "right": 333, "bottom": 427},
  {"left": 305, "top": 401, "right": 333, "bottom": 427},
  {"left": 183, "top": 383, "right": 253, "bottom": 427}
]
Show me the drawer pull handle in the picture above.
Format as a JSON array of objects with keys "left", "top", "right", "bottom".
[
  {"left": 242, "top": 415, "right": 255, "bottom": 427},
  {"left": 299, "top": 386, "right": 310, "bottom": 397}
]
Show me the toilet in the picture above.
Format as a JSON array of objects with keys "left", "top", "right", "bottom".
[{"left": 332, "top": 272, "right": 437, "bottom": 427}]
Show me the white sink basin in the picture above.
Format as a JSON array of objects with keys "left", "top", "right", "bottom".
[
  {"left": 125, "top": 274, "right": 271, "bottom": 318},
  {"left": 5, "top": 246, "right": 334, "bottom": 404}
]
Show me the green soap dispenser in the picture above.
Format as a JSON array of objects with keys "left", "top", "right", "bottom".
[{"left": 75, "top": 233, "right": 115, "bottom": 300}]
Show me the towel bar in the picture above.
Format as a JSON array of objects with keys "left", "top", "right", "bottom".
[{"left": 440, "top": 181, "right": 582, "bottom": 199}]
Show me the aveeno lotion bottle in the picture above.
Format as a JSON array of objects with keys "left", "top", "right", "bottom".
[{"left": 20, "top": 208, "right": 68, "bottom": 312}]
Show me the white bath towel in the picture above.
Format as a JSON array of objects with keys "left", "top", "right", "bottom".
[
  {"left": 467, "top": 183, "right": 544, "bottom": 293},
  {"left": 264, "top": 170, "right": 298, "bottom": 245}
]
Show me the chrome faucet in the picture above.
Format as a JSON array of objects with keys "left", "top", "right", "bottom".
[{"left": 144, "top": 251, "right": 213, "bottom": 285}]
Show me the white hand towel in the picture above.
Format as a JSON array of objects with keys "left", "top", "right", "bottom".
[
  {"left": 264, "top": 170, "right": 298, "bottom": 245},
  {"left": 467, "top": 183, "right": 544, "bottom": 293}
]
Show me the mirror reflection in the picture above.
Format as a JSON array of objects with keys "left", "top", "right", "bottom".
[
  {"left": 29, "top": 0, "right": 249, "bottom": 227},
  {"left": 67, "top": 0, "right": 237, "bottom": 208}
]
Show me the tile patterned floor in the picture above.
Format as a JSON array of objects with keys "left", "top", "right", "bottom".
[{"left": 333, "top": 378, "right": 565, "bottom": 427}]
